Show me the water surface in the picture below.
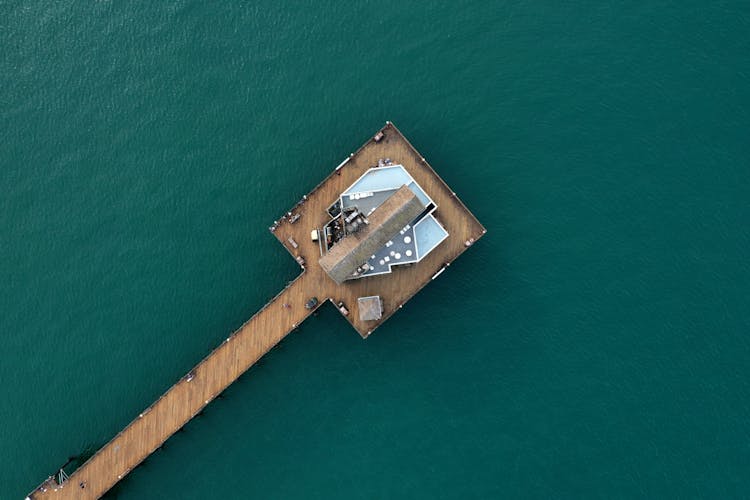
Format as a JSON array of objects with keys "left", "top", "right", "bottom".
[{"left": 2, "top": 1, "right": 749, "bottom": 498}]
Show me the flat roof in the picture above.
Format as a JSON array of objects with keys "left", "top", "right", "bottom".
[
  {"left": 361, "top": 214, "right": 449, "bottom": 277},
  {"left": 341, "top": 165, "right": 434, "bottom": 215}
]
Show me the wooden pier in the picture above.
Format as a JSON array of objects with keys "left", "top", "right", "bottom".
[{"left": 28, "top": 122, "right": 485, "bottom": 499}]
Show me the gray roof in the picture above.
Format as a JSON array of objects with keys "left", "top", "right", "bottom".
[
  {"left": 319, "top": 185, "right": 424, "bottom": 284},
  {"left": 358, "top": 296, "right": 383, "bottom": 321}
]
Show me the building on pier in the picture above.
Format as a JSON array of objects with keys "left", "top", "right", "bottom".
[{"left": 320, "top": 165, "right": 450, "bottom": 284}]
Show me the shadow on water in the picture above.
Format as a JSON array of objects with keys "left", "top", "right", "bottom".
[
  {"left": 52, "top": 443, "right": 99, "bottom": 485},
  {"left": 102, "top": 478, "right": 125, "bottom": 499}
]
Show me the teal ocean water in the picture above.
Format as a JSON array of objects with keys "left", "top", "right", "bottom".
[{"left": 2, "top": 2, "right": 749, "bottom": 498}]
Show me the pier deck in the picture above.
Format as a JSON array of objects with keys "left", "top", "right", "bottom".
[
  {"left": 28, "top": 123, "right": 485, "bottom": 499},
  {"left": 271, "top": 122, "right": 486, "bottom": 337}
]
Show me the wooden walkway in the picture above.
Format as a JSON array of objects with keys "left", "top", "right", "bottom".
[
  {"left": 28, "top": 123, "right": 485, "bottom": 499},
  {"left": 29, "top": 272, "right": 319, "bottom": 499}
]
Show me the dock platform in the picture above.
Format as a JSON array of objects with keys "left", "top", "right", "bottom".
[{"left": 27, "top": 122, "right": 485, "bottom": 499}]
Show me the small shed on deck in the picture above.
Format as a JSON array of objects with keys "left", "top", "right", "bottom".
[{"left": 358, "top": 296, "right": 383, "bottom": 321}]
